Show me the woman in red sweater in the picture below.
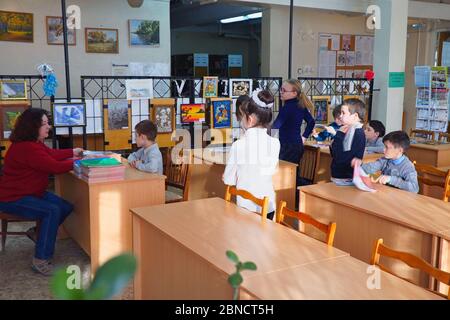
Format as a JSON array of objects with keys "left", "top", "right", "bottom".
[{"left": 0, "top": 108, "right": 82, "bottom": 275}]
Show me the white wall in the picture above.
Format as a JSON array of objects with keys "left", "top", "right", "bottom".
[
  {"left": 0, "top": 0, "right": 171, "bottom": 98},
  {"left": 171, "top": 30, "right": 259, "bottom": 77}
]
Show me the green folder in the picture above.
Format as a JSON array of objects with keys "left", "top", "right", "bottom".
[{"left": 80, "top": 157, "right": 122, "bottom": 167}]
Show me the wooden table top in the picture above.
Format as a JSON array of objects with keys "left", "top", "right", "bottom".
[
  {"left": 410, "top": 142, "right": 450, "bottom": 151},
  {"left": 438, "top": 166, "right": 450, "bottom": 173},
  {"left": 131, "top": 197, "right": 348, "bottom": 277},
  {"left": 299, "top": 183, "right": 450, "bottom": 239},
  {"left": 241, "top": 256, "right": 444, "bottom": 300},
  {"left": 69, "top": 164, "right": 165, "bottom": 185}
]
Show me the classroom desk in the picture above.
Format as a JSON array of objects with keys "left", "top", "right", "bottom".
[
  {"left": 131, "top": 197, "right": 348, "bottom": 300},
  {"left": 56, "top": 165, "right": 165, "bottom": 273},
  {"left": 299, "top": 182, "right": 450, "bottom": 292},
  {"left": 305, "top": 142, "right": 383, "bottom": 183},
  {"left": 187, "top": 148, "right": 297, "bottom": 209},
  {"left": 240, "top": 256, "right": 444, "bottom": 300},
  {"left": 407, "top": 143, "right": 450, "bottom": 167}
]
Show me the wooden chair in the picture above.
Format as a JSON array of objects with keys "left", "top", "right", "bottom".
[
  {"left": 414, "top": 161, "right": 450, "bottom": 201},
  {"left": 370, "top": 238, "right": 450, "bottom": 299},
  {"left": 410, "top": 129, "right": 435, "bottom": 141},
  {"left": 298, "top": 145, "right": 321, "bottom": 185},
  {"left": 275, "top": 201, "right": 336, "bottom": 246},
  {"left": 438, "top": 132, "right": 450, "bottom": 143},
  {"left": 0, "top": 211, "right": 40, "bottom": 251},
  {"left": 164, "top": 148, "right": 191, "bottom": 203},
  {"left": 224, "top": 185, "right": 269, "bottom": 220}
]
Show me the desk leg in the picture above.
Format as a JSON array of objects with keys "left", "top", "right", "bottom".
[{"left": 437, "top": 237, "right": 450, "bottom": 295}]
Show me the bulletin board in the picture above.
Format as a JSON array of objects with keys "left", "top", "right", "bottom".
[
  {"left": 103, "top": 99, "right": 132, "bottom": 151},
  {"left": 150, "top": 98, "right": 176, "bottom": 148},
  {"left": 318, "top": 33, "right": 374, "bottom": 79}
]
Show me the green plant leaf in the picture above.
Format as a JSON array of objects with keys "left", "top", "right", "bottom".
[
  {"left": 242, "top": 261, "right": 257, "bottom": 271},
  {"left": 228, "top": 272, "right": 243, "bottom": 288},
  {"left": 84, "top": 253, "right": 137, "bottom": 300},
  {"left": 50, "top": 268, "right": 85, "bottom": 300},
  {"left": 226, "top": 250, "right": 239, "bottom": 264}
]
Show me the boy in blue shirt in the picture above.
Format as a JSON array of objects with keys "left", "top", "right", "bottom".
[
  {"left": 356, "top": 131, "right": 419, "bottom": 193},
  {"left": 128, "top": 120, "right": 163, "bottom": 174},
  {"left": 330, "top": 99, "right": 366, "bottom": 182},
  {"left": 312, "top": 104, "right": 342, "bottom": 142},
  {"left": 365, "top": 120, "right": 386, "bottom": 154}
]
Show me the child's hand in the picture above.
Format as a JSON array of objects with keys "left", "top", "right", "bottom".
[
  {"left": 73, "top": 148, "right": 84, "bottom": 157},
  {"left": 351, "top": 158, "right": 362, "bottom": 168},
  {"left": 312, "top": 129, "right": 319, "bottom": 138},
  {"left": 325, "top": 126, "right": 336, "bottom": 136},
  {"left": 301, "top": 136, "right": 306, "bottom": 144},
  {"left": 377, "top": 175, "right": 391, "bottom": 185}
]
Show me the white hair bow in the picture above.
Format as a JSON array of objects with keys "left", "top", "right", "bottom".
[{"left": 251, "top": 89, "right": 274, "bottom": 109}]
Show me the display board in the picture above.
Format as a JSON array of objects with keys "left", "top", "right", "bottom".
[{"left": 318, "top": 33, "right": 374, "bottom": 78}]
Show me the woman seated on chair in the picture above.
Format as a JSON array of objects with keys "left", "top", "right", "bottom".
[{"left": 0, "top": 108, "right": 83, "bottom": 276}]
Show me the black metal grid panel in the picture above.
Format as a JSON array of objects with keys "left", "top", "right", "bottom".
[
  {"left": 298, "top": 77, "right": 375, "bottom": 120},
  {"left": 81, "top": 76, "right": 283, "bottom": 150}
]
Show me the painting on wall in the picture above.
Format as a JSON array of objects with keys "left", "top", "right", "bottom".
[
  {"left": 181, "top": 104, "right": 205, "bottom": 124},
  {"left": 0, "top": 103, "right": 29, "bottom": 139},
  {"left": 153, "top": 105, "right": 174, "bottom": 134},
  {"left": 312, "top": 96, "right": 329, "bottom": 123},
  {"left": 0, "top": 10, "right": 33, "bottom": 42},
  {"left": 125, "top": 79, "right": 153, "bottom": 100},
  {"left": 46, "top": 16, "right": 76, "bottom": 45},
  {"left": 211, "top": 99, "right": 232, "bottom": 129},
  {"left": 107, "top": 99, "right": 129, "bottom": 130},
  {"left": 0, "top": 81, "right": 27, "bottom": 100},
  {"left": 129, "top": 19, "right": 160, "bottom": 46},
  {"left": 52, "top": 102, "right": 86, "bottom": 127},
  {"left": 229, "top": 79, "right": 252, "bottom": 98},
  {"left": 85, "top": 28, "right": 118, "bottom": 54},
  {"left": 203, "top": 76, "right": 218, "bottom": 98}
]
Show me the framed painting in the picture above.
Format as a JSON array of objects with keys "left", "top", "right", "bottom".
[
  {"left": 0, "top": 103, "right": 29, "bottom": 139},
  {"left": 52, "top": 102, "right": 86, "bottom": 127},
  {"left": 46, "top": 16, "right": 76, "bottom": 45},
  {"left": 312, "top": 96, "right": 330, "bottom": 123},
  {"left": 128, "top": 19, "right": 160, "bottom": 46},
  {"left": 106, "top": 99, "right": 130, "bottom": 130},
  {"left": 0, "top": 80, "right": 27, "bottom": 100},
  {"left": 85, "top": 28, "right": 118, "bottom": 54},
  {"left": 203, "top": 76, "right": 218, "bottom": 98},
  {"left": 152, "top": 105, "right": 175, "bottom": 134},
  {"left": 0, "top": 10, "right": 33, "bottom": 42},
  {"left": 229, "top": 78, "right": 252, "bottom": 98},
  {"left": 181, "top": 104, "right": 205, "bottom": 124},
  {"left": 211, "top": 98, "right": 232, "bottom": 129},
  {"left": 125, "top": 79, "right": 153, "bottom": 100}
]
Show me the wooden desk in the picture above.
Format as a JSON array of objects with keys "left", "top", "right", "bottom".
[
  {"left": 407, "top": 143, "right": 450, "bottom": 167},
  {"left": 131, "top": 197, "right": 348, "bottom": 300},
  {"left": 299, "top": 183, "right": 450, "bottom": 292},
  {"left": 187, "top": 148, "right": 297, "bottom": 209},
  {"left": 240, "top": 256, "right": 444, "bottom": 300},
  {"left": 56, "top": 165, "right": 165, "bottom": 273}
]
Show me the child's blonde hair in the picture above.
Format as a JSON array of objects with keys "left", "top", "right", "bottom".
[{"left": 283, "top": 79, "right": 314, "bottom": 112}]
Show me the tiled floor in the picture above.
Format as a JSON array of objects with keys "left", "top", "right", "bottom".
[{"left": 0, "top": 222, "right": 133, "bottom": 300}]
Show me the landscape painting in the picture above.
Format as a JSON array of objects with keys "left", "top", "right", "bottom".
[
  {"left": 85, "top": 28, "right": 118, "bottom": 53},
  {"left": 181, "top": 104, "right": 205, "bottom": 123},
  {"left": 46, "top": 16, "right": 76, "bottom": 45},
  {"left": 0, "top": 81, "right": 27, "bottom": 100},
  {"left": 107, "top": 99, "right": 129, "bottom": 130},
  {"left": 129, "top": 19, "right": 159, "bottom": 46},
  {"left": 0, "top": 10, "right": 33, "bottom": 42}
]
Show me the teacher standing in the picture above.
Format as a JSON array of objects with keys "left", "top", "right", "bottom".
[{"left": 272, "top": 79, "right": 315, "bottom": 164}]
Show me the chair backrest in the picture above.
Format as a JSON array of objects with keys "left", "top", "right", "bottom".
[
  {"left": 445, "top": 172, "right": 450, "bottom": 202},
  {"left": 414, "top": 161, "right": 450, "bottom": 201},
  {"left": 165, "top": 148, "right": 191, "bottom": 201},
  {"left": 438, "top": 132, "right": 450, "bottom": 143},
  {"left": 410, "top": 129, "right": 435, "bottom": 141},
  {"left": 276, "top": 201, "right": 336, "bottom": 246},
  {"left": 299, "top": 145, "right": 321, "bottom": 184},
  {"left": 370, "top": 238, "right": 450, "bottom": 299},
  {"left": 224, "top": 185, "right": 269, "bottom": 220}
]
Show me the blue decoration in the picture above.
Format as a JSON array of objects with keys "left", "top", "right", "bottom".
[{"left": 43, "top": 73, "right": 58, "bottom": 97}]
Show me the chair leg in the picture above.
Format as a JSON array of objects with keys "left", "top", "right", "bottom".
[{"left": 1, "top": 219, "right": 7, "bottom": 251}]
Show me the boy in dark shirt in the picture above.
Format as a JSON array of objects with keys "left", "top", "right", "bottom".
[{"left": 330, "top": 98, "right": 366, "bottom": 183}]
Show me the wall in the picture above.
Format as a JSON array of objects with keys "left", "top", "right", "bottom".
[
  {"left": 0, "top": 0, "right": 171, "bottom": 99},
  {"left": 171, "top": 29, "right": 259, "bottom": 77}
]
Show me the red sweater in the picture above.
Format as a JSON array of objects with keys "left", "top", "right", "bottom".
[{"left": 0, "top": 141, "right": 74, "bottom": 202}]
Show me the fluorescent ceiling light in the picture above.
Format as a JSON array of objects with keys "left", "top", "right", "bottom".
[{"left": 220, "top": 12, "right": 262, "bottom": 24}]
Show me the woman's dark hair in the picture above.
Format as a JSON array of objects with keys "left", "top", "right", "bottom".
[
  {"left": 235, "top": 94, "right": 250, "bottom": 122},
  {"left": 10, "top": 108, "right": 49, "bottom": 142},
  {"left": 239, "top": 90, "right": 274, "bottom": 128}
]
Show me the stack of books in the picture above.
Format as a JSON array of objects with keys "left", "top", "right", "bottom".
[{"left": 75, "top": 157, "right": 125, "bottom": 183}]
